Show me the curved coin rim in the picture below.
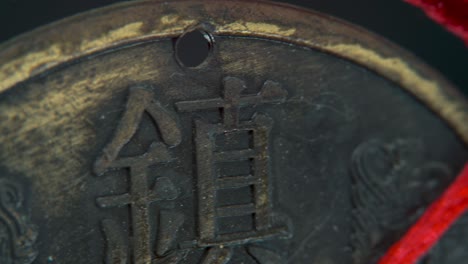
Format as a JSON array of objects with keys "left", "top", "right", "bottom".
[{"left": 0, "top": 0, "right": 466, "bottom": 143}]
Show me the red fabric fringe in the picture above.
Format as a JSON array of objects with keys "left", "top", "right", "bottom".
[
  {"left": 405, "top": 0, "right": 468, "bottom": 44},
  {"left": 379, "top": 163, "right": 468, "bottom": 264}
]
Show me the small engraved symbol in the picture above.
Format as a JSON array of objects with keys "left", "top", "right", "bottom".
[
  {"left": 94, "top": 86, "right": 185, "bottom": 264},
  {"left": 176, "top": 77, "right": 291, "bottom": 263},
  {"left": 350, "top": 139, "right": 452, "bottom": 264},
  {"left": 0, "top": 178, "right": 38, "bottom": 264}
]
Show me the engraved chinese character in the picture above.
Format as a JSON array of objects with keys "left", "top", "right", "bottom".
[
  {"left": 176, "top": 77, "right": 291, "bottom": 263},
  {"left": 95, "top": 78, "right": 291, "bottom": 264},
  {"left": 94, "top": 86, "right": 186, "bottom": 264}
]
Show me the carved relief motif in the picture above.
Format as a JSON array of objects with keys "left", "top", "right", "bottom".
[
  {"left": 0, "top": 179, "right": 38, "bottom": 264},
  {"left": 350, "top": 139, "right": 452, "bottom": 263},
  {"left": 94, "top": 78, "right": 291, "bottom": 264}
]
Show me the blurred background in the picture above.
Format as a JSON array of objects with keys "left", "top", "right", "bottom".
[{"left": 0, "top": 0, "right": 466, "bottom": 95}]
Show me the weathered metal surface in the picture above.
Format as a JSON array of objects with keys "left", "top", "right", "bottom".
[{"left": 0, "top": 1, "right": 467, "bottom": 263}]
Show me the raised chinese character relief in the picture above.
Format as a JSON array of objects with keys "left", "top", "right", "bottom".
[
  {"left": 94, "top": 86, "right": 185, "bottom": 264},
  {"left": 94, "top": 77, "right": 291, "bottom": 264},
  {"left": 350, "top": 139, "right": 452, "bottom": 263},
  {"left": 0, "top": 178, "right": 38, "bottom": 264}
]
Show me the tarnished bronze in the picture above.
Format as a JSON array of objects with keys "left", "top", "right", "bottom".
[{"left": 0, "top": 1, "right": 467, "bottom": 263}]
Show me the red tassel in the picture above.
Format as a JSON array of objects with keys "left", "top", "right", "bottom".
[
  {"left": 405, "top": 0, "right": 468, "bottom": 44},
  {"left": 379, "top": 163, "right": 468, "bottom": 264}
]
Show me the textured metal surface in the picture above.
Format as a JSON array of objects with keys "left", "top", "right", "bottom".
[{"left": 0, "top": 1, "right": 467, "bottom": 263}]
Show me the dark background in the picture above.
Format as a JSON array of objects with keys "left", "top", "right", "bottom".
[{"left": 0, "top": 0, "right": 467, "bottom": 95}]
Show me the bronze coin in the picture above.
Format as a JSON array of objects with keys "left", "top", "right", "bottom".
[{"left": 0, "top": 1, "right": 466, "bottom": 263}]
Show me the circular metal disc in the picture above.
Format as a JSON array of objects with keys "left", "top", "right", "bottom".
[{"left": 0, "top": 1, "right": 467, "bottom": 263}]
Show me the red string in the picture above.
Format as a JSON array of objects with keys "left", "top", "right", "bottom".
[
  {"left": 379, "top": 163, "right": 468, "bottom": 264},
  {"left": 405, "top": 0, "right": 468, "bottom": 44}
]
